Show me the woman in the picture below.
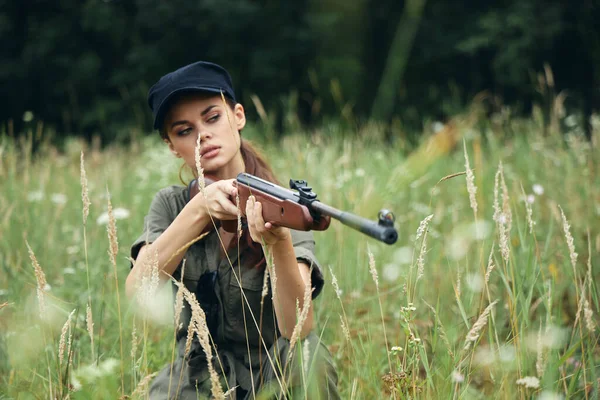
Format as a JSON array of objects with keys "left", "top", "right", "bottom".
[{"left": 126, "top": 61, "right": 339, "bottom": 399}]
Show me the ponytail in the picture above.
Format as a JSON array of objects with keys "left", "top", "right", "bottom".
[{"left": 239, "top": 139, "right": 279, "bottom": 184}]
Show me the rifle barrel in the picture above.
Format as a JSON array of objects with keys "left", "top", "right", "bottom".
[{"left": 311, "top": 201, "right": 398, "bottom": 245}]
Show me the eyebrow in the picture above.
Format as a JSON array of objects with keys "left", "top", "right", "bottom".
[{"left": 169, "top": 105, "right": 219, "bottom": 129}]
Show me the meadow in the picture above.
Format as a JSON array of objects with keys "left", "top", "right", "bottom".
[{"left": 0, "top": 110, "right": 598, "bottom": 399}]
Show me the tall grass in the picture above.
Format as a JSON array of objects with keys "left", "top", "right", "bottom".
[{"left": 0, "top": 111, "right": 598, "bottom": 399}]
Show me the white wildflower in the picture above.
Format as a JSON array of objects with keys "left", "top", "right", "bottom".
[
  {"left": 532, "top": 184, "right": 544, "bottom": 196},
  {"left": 27, "top": 191, "right": 44, "bottom": 202},
  {"left": 466, "top": 273, "right": 484, "bottom": 293},
  {"left": 451, "top": 370, "right": 464, "bottom": 383},
  {"left": 382, "top": 263, "right": 400, "bottom": 282},
  {"left": 96, "top": 207, "right": 130, "bottom": 225},
  {"left": 51, "top": 193, "right": 67, "bottom": 205},
  {"left": 516, "top": 376, "right": 540, "bottom": 389}
]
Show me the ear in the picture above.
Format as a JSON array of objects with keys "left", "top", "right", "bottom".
[
  {"left": 164, "top": 138, "right": 181, "bottom": 157},
  {"left": 233, "top": 103, "right": 246, "bottom": 131}
]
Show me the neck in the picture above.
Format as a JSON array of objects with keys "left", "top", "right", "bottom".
[{"left": 211, "top": 151, "right": 245, "bottom": 181}]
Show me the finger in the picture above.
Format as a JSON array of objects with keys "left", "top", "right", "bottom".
[
  {"left": 254, "top": 201, "right": 266, "bottom": 228},
  {"left": 220, "top": 199, "right": 239, "bottom": 217},
  {"left": 245, "top": 197, "right": 260, "bottom": 241}
]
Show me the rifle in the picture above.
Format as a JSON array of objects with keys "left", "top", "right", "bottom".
[{"left": 188, "top": 173, "right": 398, "bottom": 245}]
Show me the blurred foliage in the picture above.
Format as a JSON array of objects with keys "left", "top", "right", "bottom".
[{"left": 0, "top": 0, "right": 598, "bottom": 143}]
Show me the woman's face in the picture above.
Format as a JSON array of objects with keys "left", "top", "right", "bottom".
[{"left": 163, "top": 93, "right": 246, "bottom": 180}]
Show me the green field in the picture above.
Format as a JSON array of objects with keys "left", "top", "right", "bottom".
[{"left": 1, "top": 114, "right": 599, "bottom": 399}]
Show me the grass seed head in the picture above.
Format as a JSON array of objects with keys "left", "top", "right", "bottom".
[
  {"left": 463, "top": 140, "right": 478, "bottom": 215},
  {"left": 86, "top": 303, "right": 94, "bottom": 357},
  {"left": 558, "top": 205, "right": 578, "bottom": 273},
  {"left": 194, "top": 133, "right": 206, "bottom": 193},
  {"left": 106, "top": 193, "right": 119, "bottom": 267},
  {"left": 289, "top": 278, "right": 313, "bottom": 355},
  {"left": 464, "top": 300, "right": 498, "bottom": 350},
  {"left": 368, "top": 247, "right": 379, "bottom": 290},
  {"left": 58, "top": 309, "right": 76, "bottom": 365},
  {"left": 26, "top": 241, "right": 47, "bottom": 318},
  {"left": 80, "top": 151, "right": 91, "bottom": 224}
]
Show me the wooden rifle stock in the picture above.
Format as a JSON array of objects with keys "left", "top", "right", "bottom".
[{"left": 187, "top": 173, "right": 398, "bottom": 245}]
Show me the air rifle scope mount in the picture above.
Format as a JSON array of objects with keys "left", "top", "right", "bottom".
[{"left": 289, "top": 179, "right": 318, "bottom": 206}]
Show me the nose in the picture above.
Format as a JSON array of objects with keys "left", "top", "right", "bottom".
[{"left": 198, "top": 126, "right": 212, "bottom": 142}]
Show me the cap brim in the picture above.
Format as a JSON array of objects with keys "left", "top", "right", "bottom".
[{"left": 153, "top": 86, "right": 230, "bottom": 130}]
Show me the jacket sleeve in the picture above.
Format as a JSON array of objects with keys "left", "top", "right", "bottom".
[
  {"left": 130, "top": 187, "right": 179, "bottom": 263},
  {"left": 290, "top": 229, "right": 325, "bottom": 299}
]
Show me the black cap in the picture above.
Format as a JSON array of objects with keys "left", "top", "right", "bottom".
[{"left": 148, "top": 61, "right": 236, "bottom": 130}]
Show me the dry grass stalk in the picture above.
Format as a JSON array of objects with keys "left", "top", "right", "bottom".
[
  {"left": 500, "top": 168, "right": 512, "bottom": 233},
  {"left": 58, "top": 309, "right": 76, "bottom": 366},
  {"left": 221, "top": 91, "right": 236, "bottom": 140},
  {"left": 131, "top": 323, "right": 138, "bottom": 365},
  {"left": 583, "top": 298, "right": 595, "bottom": 333},
  {"left": 107, "top": 191, "right": 125, "bottom": 397},
  {"left": 26, "top": 241, "right": 47, "bottom": 318},
  {"left": 261, "top": 263, "right": 270, "bottom": 301},
  {"left": 493, "top": 164, "right": 511, "bottom": 264},
  {"left": 368, "top": 247, "right": 379, "bottom": 290},
  {"left": 492, "top": 163, "right": 502, "bottom": 222},
  {"left": 584, "top": 242, "right": 595, "bottom": 333},
  {"left": 131, "top": 371, "right": 158, "bottom": 398},
  {"left": 463, "top": 140, "right": 478, "bottom": 216},
  {"left": 484, "top": 244, "right": 495, "bottom": 285},
  {"left": 107, "top": 194, "right": 119, "bottom": 267},
  {"left": 86, "top": 303, "right": 95, "bottom": 360},
  {"left": 416, "top": 229, "right": 429, "bottom": 282},
  {"left": 340, "top": 314, "right": 350, "bottom": 342},
  {"left": 367, "top": 248, "right": 393, "bottom": 373},
  {"left": 0, "top": 302, "right": 9, "bottom": 310},
  {"left": 464, "top": 300, "right": 498, "bottom": 350},
  {"left": 195, "top": 133, "right": 206, "bottom": 194},
  {"left": 236, "top": 192, "right": 242, "bottom": 239},
  {"left": 536, "top": 323, "right": 545, "bottom": 377},
  {"left": 288, "top": 278, "right": 313, "bottom": 356},
  {"left": 328, "top": 266, "right": 343, "bottom": 300},
  {"left": 224, "top": 386, "right": 237, "bottom": 398},
  {"left": 173, "top": 280, "right": 224, "bottom": 399},
  {"left": 303, "top": 339, "right": 311, "bottom": 375},
  {"left": 435, "top": 171, "right": 467, "bottom": 186},
  {"left": 520, "top": 184, "right": 535, "bottom": 234},
  {"left": 80, "top": 151, "right": 91, "bottom": 224},
  {"left": 415, "top": 214, "right": 433, "bottom": 242},
  {"left": 183, "top": 321, "right": 195, "bottom": 365},
  {"left": 174, "top": 260, "right": 186, "bottom": 331},
  {"left": 558, "top": 205, "right": 578, "bottom": 275},
  {"left": 266, "top": 251, "right": 277, "bottom": 302}
]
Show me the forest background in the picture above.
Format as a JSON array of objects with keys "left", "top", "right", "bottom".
[{"left": 1, "top": 0, "right": 599, "bottom": 143}]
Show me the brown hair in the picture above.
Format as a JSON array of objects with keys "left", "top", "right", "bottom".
[{"left": 225, "top": 138, "right": 278, "bottom": 268}]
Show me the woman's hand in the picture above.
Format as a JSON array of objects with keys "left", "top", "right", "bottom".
[
  {"left": 191, "top": 179, "right": 240, "bottom": 220},
  {"left": 246, "top": 195, "right": 290, "bottom": 246}
]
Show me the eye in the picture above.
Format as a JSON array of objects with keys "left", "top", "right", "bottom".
[
  {"left": 177, "top": 128, "right": 192, "bottom": 136},
  {"left": 207, "top": 113, "right": 220, "bottom": 123}
]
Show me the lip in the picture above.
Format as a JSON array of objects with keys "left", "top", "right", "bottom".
[{"left": 200, "top": 145, "right": 220, "bottom": 159}]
